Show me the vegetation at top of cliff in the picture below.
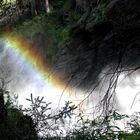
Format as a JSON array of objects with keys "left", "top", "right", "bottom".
[
  {"left": 0, "top": 82, "right": 38, "bottom": 140},
  {"left": 92, "top": 2, "right": 108, "bottom": 22},
  {"left": 11, "top": 15, "right": 45, "bottom": 40},
  {"left": 4, "top": 0, "right": 83, "bottom": 65}
]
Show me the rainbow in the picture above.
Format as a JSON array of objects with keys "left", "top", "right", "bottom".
[
  {"left": 0, "top": 32, "right": 89, "bottom": 112},
  {"left": 2, "top": 33, "right": 140, "bottom": 116},
  {"left": 0, "top": 33, "right": 101, "bottom": 114},
  {"left": 0, "top": 33, "right": 76, "bottom": 104},
  {"left": 2, "top": 34, "right": 64, "bottom": 87}
]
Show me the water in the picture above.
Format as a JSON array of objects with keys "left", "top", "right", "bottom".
[
  {"left": 0, "top": 38, "right": 140, "bottom": 116},
  {"left": 0, "top": 38, "right": 71, "bottom": 109}
]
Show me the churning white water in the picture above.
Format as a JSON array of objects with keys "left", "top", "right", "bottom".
[
  {"left": 0, "top": 38, "right": 140, "bottom": 116},
  {"left": 116, "top": 72, "right": 140, "bottom": 115},
  {"left": 0, "top": 38, "right": 71, "bottom": 109}
]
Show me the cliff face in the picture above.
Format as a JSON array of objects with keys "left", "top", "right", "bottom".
[{"left": 54, "top": 0, "right": 140, "bottom": 89}]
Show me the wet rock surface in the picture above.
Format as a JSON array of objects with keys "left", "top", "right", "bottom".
[{"left": 54, "top": 0, "right": 140, "bottom": 89}]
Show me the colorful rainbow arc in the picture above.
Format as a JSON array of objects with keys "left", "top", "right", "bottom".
[
  {"left": 3, "top": 34, "right": 64, "bottom": 88},
  {"left": 0, "top": 33, "right": 87, "bottom": 110}
]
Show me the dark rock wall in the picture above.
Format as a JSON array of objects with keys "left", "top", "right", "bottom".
[{"left": 54, "top": 0, "right": 140, "bottom": 89}]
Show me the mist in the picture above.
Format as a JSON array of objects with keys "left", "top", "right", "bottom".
[
  {"left": 0, "top": 38, "right": 140, "bottom": 117},
  {"left": 0, "top": 38, "right": 72, "bottom": 109}
]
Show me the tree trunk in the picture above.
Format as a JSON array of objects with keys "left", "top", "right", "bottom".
[
  {"left": 45, "top": 0, "right": 50, "bottom": 13},
  {"left": 30, "top": 0, "right": 36, "bottom": 16},
  {"left": 0, "top": 89, "right": 7, "bottom": 124}
]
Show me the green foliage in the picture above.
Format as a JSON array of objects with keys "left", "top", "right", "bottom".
[
  {"left": 1, "top": 84, "right": 140, "bottom": 139},
  {"left": 46, "top": 17, "right": 70, "bottom": 45},
  {"left": 12, "top": 14, "right": 47, "bottom": 40},
  {"left": 69, "top": 10, "right": 82, "bottom": 23},
  {"left": 92, "top": 3, "right": 107, "bottom": 22},
  {"left": 46, "top": 0, "right": 81, "bottom": 44},
  {"left": 1, "top": 1, "right": 140, "bottom": 139},
  {"left": 91, "top": 0, "right": 110, "bottom": 23},
  {"left": 57, "top": 0, "right": 82, "bottom": 24},
  {"left": 0, "top": 86, "right": 37, "bottom": 140},
  {"left": 50, "top": 0, "right": 68, "bottom": 9},
  {"left": 48, "top": 23, "right": 68, "bottom": 45},
  {"left": 0, "top": 0, "right": 16, "bottom": 5},
  {"left": 11, "top": 13, "right": 71, "bottom": 65},
  {"left": 45, "top": 0, "right": 81, "bottom": 45},
  {"left": 0, "top": 0, "right": 3, "bottom": 5},
  {"left": 23, "top": 94, "right": 76, "bottom": 138},
  {"left": 1, "top": 0, "right": 81, "bottom": 65},
  {"left": 22, "top": 98, "right": 140, "bottom": 140},
  {"left": 62, "top": 111, "right": 140, "bottom": 140}
]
